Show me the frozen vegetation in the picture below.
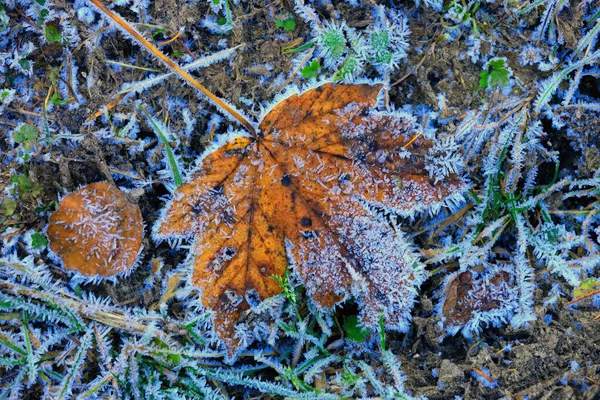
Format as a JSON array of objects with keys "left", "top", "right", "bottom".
[{"left": 1, "top": 0, "right": 600, "bottom": 398}]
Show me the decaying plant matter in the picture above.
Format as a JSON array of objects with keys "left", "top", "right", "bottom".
[{"left": 47, "top": 182, "right": 143, "bottom": 280}]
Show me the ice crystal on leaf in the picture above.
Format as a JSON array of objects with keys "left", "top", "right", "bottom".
[
  {"left": 155, "top": 83, "right": 466, "bottom": 353},
  {"left": 47, "top": 182, "right": 144, "bottom": 281}
]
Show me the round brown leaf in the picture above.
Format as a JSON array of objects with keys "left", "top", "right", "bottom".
[{"left": 47, "top": 182, "right": 143, "bottom": 278}]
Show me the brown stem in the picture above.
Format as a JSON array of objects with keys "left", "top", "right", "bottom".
[
  {"left": 565, "top": 287, "right": 600, "bottom": 306},
  {"left": 88, "top": 0, "right": 256, "bottom": 134}
]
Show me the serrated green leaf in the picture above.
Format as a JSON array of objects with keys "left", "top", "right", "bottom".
[
  {"left": 301, "top": 60, "right": 320, "bottom": 79},
  {"left": 30, "top": 233, "right": 48, "bottom": 249},
  {"left": 12, "top": 124, "right": 39, "bottom": 151},
  {"left": 276, "top": 17, "right": 296, "bottom": 31},
  {"left": 489, "top": 68, "right": 510, "bottom": 87},
  {"left": 479, "top": 70, "right": 489, "bottom": 89},
  {"left": 480, "top": 59, "right": 510, "bottom": 88}
]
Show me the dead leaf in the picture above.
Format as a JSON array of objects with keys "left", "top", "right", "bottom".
[
  {"left": 47, "top": 182, "right": 143, "bottom": 278},
  {"left": 156, "top": 83, "right": 465, "bottom": 352},
  {"left": 442, "top": 271, "right": 512, "bottom": 327}
]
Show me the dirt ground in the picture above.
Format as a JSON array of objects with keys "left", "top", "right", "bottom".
[{"left": 2, "top": 0, "right": 600, "bottom": 399}]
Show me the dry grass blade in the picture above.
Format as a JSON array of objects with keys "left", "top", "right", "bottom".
[{"left": 565, "top": 287, "right": 600, "bottom": 307}]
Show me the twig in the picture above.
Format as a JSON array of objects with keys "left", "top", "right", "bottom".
[
  {"left": 565, "top": 288, "right": 600, "bottom": 306},
  {"left": 88, "top": 0, "right": 256, "bottom": 134}
]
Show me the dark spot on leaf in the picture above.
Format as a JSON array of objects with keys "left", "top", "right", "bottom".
[
  {"left": 258, "top": 264, "right": 269, "bottom": 274},
  {"left": 211, "top": 184, "right": 224, "bottom": 195},
  {"left": 368, "top": 140, "right": 378, "bottom": 152},
  {"left": 300, "top": 216, "right": 312, "bottom": 227},
  {"left": 224, "top": 248, "right": 235, "bottom": 257},
  {"left": 281, "top": 175, "right": 292, "bottom": 186}
]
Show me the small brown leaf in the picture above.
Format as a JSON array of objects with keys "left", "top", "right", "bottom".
[
  {"left": 47, "top": 182, "right": 143, "bottom": 278},
  {"left": 442, "top": 271, "right": 512, "bottom": 327}
]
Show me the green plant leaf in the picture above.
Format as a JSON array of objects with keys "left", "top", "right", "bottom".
[
  {"left": 275, "top": 17, "right": 296, "bottom": 31},
  {"left": 138, "top": 105, "right": 183, "bottom": 187},
  {"left": 480, "top": 58, "right": 510, "bottom": 88},
  {"left": 574, "top": 277, "right": 600, "bottom": 298},
  {"left": 370, "top": 31, "right": 389, "bottom": 51},
  {"left": 12, "top": 124, "right": 39, "bottom": 151},
  {"left": 479, "top": 70, "right": 489, "bottom": 89},
  {"left": 30, "top": 233, "right": 48, "bottom": 249},
  {"left": 2, "top": 198, "right": 17, "bottom": 216},
  {"left": 0, "top": 89, "right": 14, "bottom": 104},
  {"left": 301, "top": 60, "right": 320, "bottom": 79},
  {"left": 50, "top": 93, "right": 69, "bottom": 106},
  {"left": 44, "top": 24, "right": 62, "bottom": 43},
  {"left": 19, "top": 59, "right": 30, "bottom": 70},
  {"left": 334, "top": 56, "right": 359, "bottom": 81},
  {"left": 344, "top": 316, "right": 369, "bottom": 343},
  {"left": 489, "top": 68, "right": 510, "bottom": 87}
]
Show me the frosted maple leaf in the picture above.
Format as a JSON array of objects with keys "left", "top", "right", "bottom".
[{"left": 154, "top": 83, "right": 466, "bottom": 352}]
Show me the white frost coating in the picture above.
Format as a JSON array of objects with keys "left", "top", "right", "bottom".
[{"left": 119, "top": 45, "right": 243, "bottom": 100}]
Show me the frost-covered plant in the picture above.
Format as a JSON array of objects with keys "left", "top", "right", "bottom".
[
  {"left": 0, "top": 255, "right": 427, "bottom": 399},
  {"left": 293, "top": 2, "right": 410, "bottom": 82},
  {"left": 202, "top": 0, "right": 236, "bottom": 34},
  {"left": 0, "top": 2, "right": 89, "bottom": 166},
  {"left": 442, "top": 0, "right": 484, "bottom": 37},
  {"left": 520, "top": 0, "right": 569, "bottom": 43},
  {"left": 0, "top": 88, "right": 15, "bottom": 110},
  {"left": 534, "top": 50, "right": 600, "bottom": 114},
  {"left": 432, "top": 108, "right": 600, "bottom": 337}
]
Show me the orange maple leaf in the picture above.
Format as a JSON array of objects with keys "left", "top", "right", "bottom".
[{"left": 154, "top": 83, "right": 465, "bottom": 351}]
